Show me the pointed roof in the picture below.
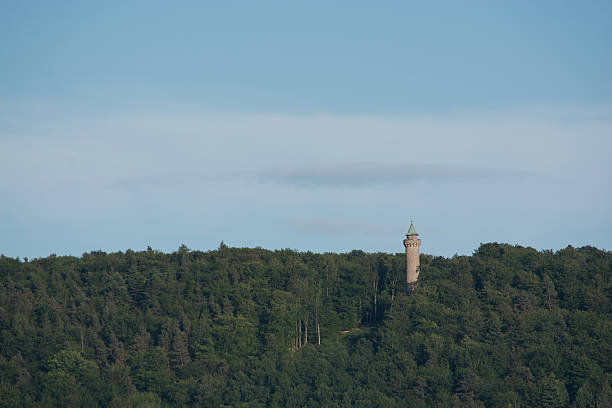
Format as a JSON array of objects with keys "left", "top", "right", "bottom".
[{"left": 407, "top": 221, "right": 418, "bottom": 236}]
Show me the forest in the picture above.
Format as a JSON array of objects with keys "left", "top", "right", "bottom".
[{"left": 0, "top": 242, "right": 610, "bottom": 407}]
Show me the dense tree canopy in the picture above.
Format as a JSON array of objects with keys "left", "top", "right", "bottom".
[{"left": 0, "top": 243, "right": 610, "bottom": 407}]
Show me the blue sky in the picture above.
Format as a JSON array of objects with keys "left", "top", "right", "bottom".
[{"left": 1, "top": 1, "right": 611, "bottom": 258}]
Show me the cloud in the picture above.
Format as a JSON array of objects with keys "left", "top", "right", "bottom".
[
  {"left": 1, "top": 103, "right": 611, "bottom": 257},
  {"left": 103, "top": 175, "right": 185, "bottom": 191},
  {"left": 294, "top": 219, "right": 398, "bottom": 235},
  {"left": 98, "top": 161, "right": 530, "bottom": 191},
  {"left": 257, "top": 162, "right": 529, "bottom": 188}
]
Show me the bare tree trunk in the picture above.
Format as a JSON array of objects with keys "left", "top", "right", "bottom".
[
  {"left": 298, "top": 320, "right": 302, "bottom": 348},
  {"left": 545, "top": 276, "right": 555, "bottom": 311},
  {"left": 373, "top": 280, "right": 378, "bottom": 321},
  {"left": 304, "top": 318, "right": 308, "bottom": 345},
  {"left": 317, "top": 322, "right": 321, "bottom": 345},
  {"left": 391, "top": 277, "right": 398, "bottom": 302},
  {"left": 547, "top": 293, "right": 552, "bottom": 311}
]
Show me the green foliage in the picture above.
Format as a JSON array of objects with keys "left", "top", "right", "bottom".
[{"left": 0, "top": 243, "right": 610, "bottom": 407}]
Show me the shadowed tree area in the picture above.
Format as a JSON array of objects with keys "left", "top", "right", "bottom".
[{"left": 0, "top": 243, "right": 610, "bottom": 407}]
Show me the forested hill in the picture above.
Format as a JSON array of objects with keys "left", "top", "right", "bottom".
[{"left": 0, "top": 243, "right": 610, "bottom": 407}]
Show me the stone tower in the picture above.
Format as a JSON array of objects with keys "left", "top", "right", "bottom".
[{"left": 403, "top": 221, "right": 421, "bottom": 292}]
